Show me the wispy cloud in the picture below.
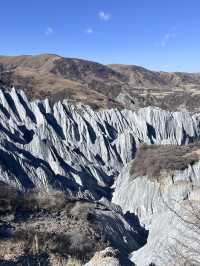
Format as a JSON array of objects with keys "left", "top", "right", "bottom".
[
  {"left": 98, "top": 11, "right": 111, "bottom": 21},
  {"left": 161, "top": 32, "right": 176, "bottom": 47},
  {"left": 45, "top": 27, "right": 54, "bottom": 36},
  {"left": 85, "top": 28, "right": 93, "bottom": 34}
]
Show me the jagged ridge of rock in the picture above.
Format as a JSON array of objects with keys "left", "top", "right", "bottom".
[
  {"left": 1, "top": 54, "right": 200, "bottom": 111},
  {"left": 0, "top": 87, "right": 200, "bottom": 198},
  {"left": 1, "top": 87, "right": 200, "bottom": 265}
]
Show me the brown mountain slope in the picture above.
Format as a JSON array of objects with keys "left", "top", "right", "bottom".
[
  {"left": 0, "top": 54, "right": 127, "bottom": 109},
  {"left": 108, "top": 64, "right": 200, "bottom": 88},
  {"left": 0, "top": 54, "right": 200, "bottom": 111},
  {"left": 108, "top": 64, "right": 200, "bottom": 112}
]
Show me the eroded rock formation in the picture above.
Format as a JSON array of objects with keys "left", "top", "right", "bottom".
[{"left": 1, "top": 86, "right": 200, "bottom": 265}]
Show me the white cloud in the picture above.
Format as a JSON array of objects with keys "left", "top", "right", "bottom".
[
  {"left": 99, "top": 11, "right": 111, "bottom": 21},
  {"left": 85, "top": 28, "right": 93, "bottom": 34},
  {"left": 45, "top": 27, "right": 54, "bottom": 36},
  {"left": 161, "top": 32, "right": 176, "bottom": 47}
]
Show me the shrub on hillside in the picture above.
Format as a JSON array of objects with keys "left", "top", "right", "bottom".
[
  {"left": 13, "top": 228, "right": 108, "bottom": 263},
  {"left": 130, "top": 143, "right": 200, "bottom": 180},
  {"left": 0, "top": 186, "right": 68, "bottom": 214}
]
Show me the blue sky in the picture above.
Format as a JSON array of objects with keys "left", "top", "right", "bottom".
[{"left": 0, "top": 0, "right": 200, "bottom": 72}]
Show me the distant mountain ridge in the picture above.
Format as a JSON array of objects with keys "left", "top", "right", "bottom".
[{"left": 0, "top": 54, "right": 200, "bottom": 111}]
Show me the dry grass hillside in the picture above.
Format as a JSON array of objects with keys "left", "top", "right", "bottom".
[
  {"left": 0, "top": 184, "right": 142, "bottom": 265},
  {"left": 0, "top": 54, "right": 126, "bottom": 109},
  {"left": 0, "top": 54, "right": 200, "bottom": 111},
  {"left": 130, "top": 143, "right": 200, "bottom": 180},
  {"left": 0, "top": 186, "right": 109, "bottom": 265},
  {"left": 109, "top": 64, "right": 200, "bottom": 112}
]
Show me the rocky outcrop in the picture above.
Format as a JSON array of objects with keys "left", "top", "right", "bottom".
[
  {"left": 113, "top": 159, "right": 200, "bottom": 221},
  {"left": 85, "top": 247, "right": 121, "bottom": 266},
  {"left": 131, "top": 202, "right": 200, "bottom": 266},
  {"left": 112, "top": 148, "right": 200, "bottom": 265},
  {"left": 0, "top": 87, "right": 200, "bottom": 198},
  {"left": 1, "top": 86, "right": 200, "bottom": 265}
]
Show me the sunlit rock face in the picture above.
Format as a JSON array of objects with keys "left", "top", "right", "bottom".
[
  {"left": 112, "top": 157, "right": 200, "bottom": 265},
  {"left": 1, "top": 87, "right": 200, "bottom": 265},
  {"left": 0, "top": 87, "right": 200, "bottom": 199},
  {"left": 112, "top": 160, "right": 200, "bottom": 224}
]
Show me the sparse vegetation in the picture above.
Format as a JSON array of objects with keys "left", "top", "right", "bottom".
[
  {"left": 130, "top": 143, "right": 200, "bottom": 180},
  {"left": 0, "top": 184, "right": 69, "bottom": 214},
  {"left": 66, "top": 258, "right": 82, "bottom": 266},
  {"left": 2, "top": 54, "right": 200, "bottom": 111},
  {"left": 12, "top": 229, "right": 105, "bottom": 262},
  {"left": 0, "top": 184, "right": 110, "bottom": 264}
]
